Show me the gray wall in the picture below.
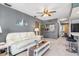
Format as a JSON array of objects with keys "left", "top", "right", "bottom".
[
  {"left": 0, "top": 4, "right": 36, "bottom": 42},
  {"left": 42, "top": 19, "right": 59, "bottom": 39}
]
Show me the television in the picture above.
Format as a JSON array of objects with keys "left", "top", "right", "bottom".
[{"left": 71, "top": 23, "right": 79, "bottom": 32}]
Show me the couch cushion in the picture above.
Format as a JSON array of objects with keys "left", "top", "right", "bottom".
[
  {"left": 6, "top": 32, "right": 41, "bottom": 46},
  {"left": 10, "top": 39, "right": 37, "bottom": 55},
  {"left": 11, "top": 39, "right": 35, "bottom": 49}
]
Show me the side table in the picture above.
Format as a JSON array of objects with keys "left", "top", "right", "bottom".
[{"left": 0, "top": 42, "right": 7, "bottom": 56}]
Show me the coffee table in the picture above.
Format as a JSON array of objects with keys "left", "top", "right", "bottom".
[{"left": 28, "top": 40, "right": 50, "bottom": 56}]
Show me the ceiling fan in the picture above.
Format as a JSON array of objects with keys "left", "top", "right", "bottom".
[{"left": 37, "top": 8, "right": 56, "bottom": 17}]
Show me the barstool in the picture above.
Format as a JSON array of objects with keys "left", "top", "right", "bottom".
[{"left": 66, "top": 35, "right": 78, "bottom": 53}]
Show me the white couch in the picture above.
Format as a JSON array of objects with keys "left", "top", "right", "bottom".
[{"left": 6, "top": 32, "right": 42, "bottom": 55}]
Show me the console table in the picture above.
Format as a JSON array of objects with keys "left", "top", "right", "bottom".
[{"left": 0, "top": 42, "right": 7, "bottom": 56}]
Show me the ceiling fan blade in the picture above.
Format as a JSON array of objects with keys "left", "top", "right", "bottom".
[
  {"left": 49, "top": 11, "right": 56, "bottom": 13},
  {"left": 41, "top": 14, "right": 44, "bottom": 16},
  {"left": 48, "top": 13, "right": 52, "bottom": 16}
]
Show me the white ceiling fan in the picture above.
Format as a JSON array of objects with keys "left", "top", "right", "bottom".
[{"left": 36, "top": 8, "right": 56, "bottom": 17}]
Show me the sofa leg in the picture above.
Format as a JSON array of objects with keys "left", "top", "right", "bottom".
[{"left": 7, "top": 46, "right": 13, "bottom": 56}]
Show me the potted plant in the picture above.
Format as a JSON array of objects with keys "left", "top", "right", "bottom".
[{"left": 40, "top": 23, "right": 45, "bottom": 35}]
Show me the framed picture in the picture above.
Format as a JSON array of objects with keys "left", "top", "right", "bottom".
[{"left": 49, "top": 24, "right": 55, "bottom": 31}]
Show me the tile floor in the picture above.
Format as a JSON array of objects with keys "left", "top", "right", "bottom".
[{"left": 44, "top": 37, "right": 77, "bottom": 56}]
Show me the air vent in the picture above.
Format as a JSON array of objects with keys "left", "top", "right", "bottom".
[{"left": 4, "top": 3, "right": 12, "bottom": 7}]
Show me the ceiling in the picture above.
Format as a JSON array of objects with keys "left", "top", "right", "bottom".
[
  {"left": 2, "top": 3, "right": 72, "bottom": 20},
  {"left": 70, "top": 6, "right": 79, "bottom": 20}
]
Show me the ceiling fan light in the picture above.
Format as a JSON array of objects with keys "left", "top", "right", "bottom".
[
  {"left": 37, "top": 7, "right": 56, "bottom": 17},
  {"left": 43, "top": 14, "right": 49, "bottom": 17}
]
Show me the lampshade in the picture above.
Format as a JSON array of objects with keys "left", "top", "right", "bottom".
[
  {"left": 35, "top": 28, "right": 39, "bottom": 31},
  {"left": 0, "top": 26, "right": 2, "bottom": 33}
]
